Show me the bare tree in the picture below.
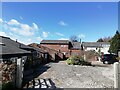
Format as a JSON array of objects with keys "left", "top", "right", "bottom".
[
  {"left": 69, "top": 35, "right": 78, "bottom": 42},
  {"left": 97, "top": 36, "right": 112, "bottom": 42},
  {"left": 102, "top": 36, "right": 112, "bottom": 42}
]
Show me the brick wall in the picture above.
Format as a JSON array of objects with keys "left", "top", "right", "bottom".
[
  {"left": 29, "top": 43, "right": 64, "bottom": 61},
  {"left": 29, "top": 43, "right": 83, "bottom": 60},
  {"left": 70, "top": 49, "right": 83, "bottom": 56},
  {"left": 40, "top": 44, "right": 69, "bottom": 52},
  {"left": 40, "top": 45, "right": 64, "bottom": 61},
  {"left": 40, "top": 44, "right": 84, "bottom": 59}
]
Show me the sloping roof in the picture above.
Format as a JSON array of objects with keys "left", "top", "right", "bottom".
[
  {"left": 40, "top": 40, "right": 70, "bottom": 44},
  {"left": 82, "top": 42, "right": 110, "bottom": 47},
  {"left": 0, "top": 36, "right": 31, "bottom": 55},
  {"left": 71, "top": 42, "right": 81, "bottom": 49},
  {"left": 28, "top": 43, "right": 45, "bottom": 53}
]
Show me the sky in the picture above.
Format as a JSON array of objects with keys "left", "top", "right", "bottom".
[{"left": 0, "top": 2, "right": 118, "bottom": 45}]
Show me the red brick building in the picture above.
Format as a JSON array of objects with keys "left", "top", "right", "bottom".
[
  {"left": 28, "top": 43, "right": 64, "bottom": 61},
  {"left": 40, "top": 40, "right": 82, "bottom": 59}
]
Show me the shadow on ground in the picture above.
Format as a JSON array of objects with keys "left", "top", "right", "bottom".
[
  {"left": 22, "top": 65, "right": 51, "bottom": 88},
  {"left": 22, "top": 78, "right": 56, "bottom": 89},
  {"left": 92, "top": 62, "right": 111, "bottom": 67}
]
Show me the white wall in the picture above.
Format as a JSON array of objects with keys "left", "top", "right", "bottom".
[
  {"left": 84, "top": 44, "right": 110, "bottom": 54},
  {"left": 85, "top": 47, "right": 98, "bottom": 52},
  {"left": 101, "top": 47, "right": 110, "bottom": 54}
]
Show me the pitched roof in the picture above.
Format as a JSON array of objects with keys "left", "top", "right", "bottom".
[
  {"left": 28, "top": 43, "right": 45, "bottom": 53},
  {"left": 40, "top": 40, "right": 70, "bottom": 44},
  {"left": 0, "top": 36, "right": 31, "bottom": 55},
  {"left": 82, "top": 42, "right": 110, "bottom": 47},
  {"left": 71, "top": 42, "right": 81, "bottom": 49}
]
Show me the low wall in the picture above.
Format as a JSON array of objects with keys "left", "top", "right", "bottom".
[{"left": 2, "top": 62, "right": 16, "bottom": 87}]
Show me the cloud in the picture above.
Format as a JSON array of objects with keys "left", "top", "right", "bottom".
[
  {"left": 55, "top": 32, "right": 64, "bottom": 36},
  {"left": 58, "top": 20, "right": 67, "bottom": 26},
  {"left": 0, "top": 31, "right": 7, "bottom": 37},
  {"left": 78, "top": 34, "right": 86, "bottom": 38},
  {"left": 59, "top": 38, "right": 68, "bottom": 40},
  {"left": 2, "top": 18, "right": 39, "bottom": 36},
  {"left": 0, "top": 18, "right": 45, "bottom": 45},
  {"left": 37, "top": 36, "right": 43, "bottom": 42},
  {"left": 0, "top": 18, "right": 3, "bottom": 23},
  {"left": 32, "top": 23, "right": 38, "bottom": 30},
  {"left": 7, "top": 19, "right": 20, "bottom": 25},
  {"left": 18, "top": 39, "right": 33, "bottom": 45},
  {"left": 42, "top": 31, "right": 49, "bottom": 38}
]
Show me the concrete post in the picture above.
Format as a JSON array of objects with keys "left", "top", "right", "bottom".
[
  {"left": 114, "top": 62, "right": 120, "bottom": 88},
  {"left": 84, "top": 54, "right": 86, "bottom": 61},
  {"left": 16, "top": 58, "right": 23, "bottom": 88}
]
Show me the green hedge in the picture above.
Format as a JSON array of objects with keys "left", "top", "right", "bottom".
[{"left": 66, "top": 56, "right": 91, "bottom": 66}]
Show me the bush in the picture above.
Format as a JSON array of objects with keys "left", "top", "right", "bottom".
[
  {"left": 116, "top": 57, "right": 120, "bottom": 61},
  {"left": 66, "top": 56, "right": 91, "bottom": 66}
]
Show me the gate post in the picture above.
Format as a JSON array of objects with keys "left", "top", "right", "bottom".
[
  {"left": 16, "top": 58, "right": 23, "bottom": 88},
  {"left": 114, "top": 62, "right": 120, "bottom": 88}
]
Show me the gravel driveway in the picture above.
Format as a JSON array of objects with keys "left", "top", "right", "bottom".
[{"left": 35, "top": 61, "right": 114, "bottom": 88}]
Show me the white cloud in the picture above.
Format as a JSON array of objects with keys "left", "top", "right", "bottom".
[
  {"left": 78, "top": 34, "right": 85, "bottom": 38},
  {"left": 55, "top": 32, "right": 64, "bottom": 36},
  {"left": 0, "top": 31, "right": 7, "bottom": 37},
  {"left": 0, "top": 18, "right": 3, "bottom": 23},
  {"left": 1, "top": 18, "right": 42, "bottom": 45},
  {"left": 7, "top": 19, "right": 20, "bottom": 25},
  {"left": 58, "top": 20, "right": 67, "bottom": 26},
  {"left": 32, "top": 23, "right": 38, "bottom": 30},
  {"left": 18, "top": 39, "right": 33, "bottom": 45},
  {"left": 2, "top": 19, "right": 39, "bottom": 36},
  {"left": 59, "top": 38, "right": 68, "bottom": 40},
  {"left": 8, "top": 24, "right": 34, "bottom": 36},
  {"left": 26, "top": 39, "right": 33, "bottom": 44},
  {"left": 43, "top": 31, "right": 49, "bottom": 38},
  {"left": 37, "top": 36, "right": 43, "bottom": 42}
]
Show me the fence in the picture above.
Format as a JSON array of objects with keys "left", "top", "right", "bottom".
[{"left": 2, "top": 56, "right": 27, "bottom": 89}]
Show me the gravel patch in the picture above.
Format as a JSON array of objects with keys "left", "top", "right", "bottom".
[{"left": 36, "top": 61, "right": 114, "bottom": 88}]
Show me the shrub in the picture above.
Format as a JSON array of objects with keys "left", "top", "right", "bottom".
[
  {"left": 116, "top": 57, "right": 120, "bottom": 61},
  {"left": 66, "top": 56, "right": 91, "bottom": 66}
]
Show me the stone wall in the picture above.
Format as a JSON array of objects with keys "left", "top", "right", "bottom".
[{"left": 2, "top": 62, "right": 16, "bottom": 87}]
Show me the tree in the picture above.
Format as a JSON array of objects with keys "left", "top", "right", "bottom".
[
  {"left": 97, "top": 38, "right": 104, "bottom": 42},
  {"left": 97, "top": 37, "right": 112, "bottom": 42},
  {"left": 102, "top": 36, "right": 112, "bottom": 42},
  {"left": 109, "top": 31, "right": 120, "bottom": 54},
  {"left": 69, "top": 35, "right": 78, "bottom": 42}
]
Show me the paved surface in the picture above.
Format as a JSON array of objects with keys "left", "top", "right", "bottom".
[{"left": 23, "top": 61, "right": 114, "bottom": 88}]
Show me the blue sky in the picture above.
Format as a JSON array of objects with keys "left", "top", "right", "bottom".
[{"left": 0, "top": 2, "right": 118, "bottom": 44}]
